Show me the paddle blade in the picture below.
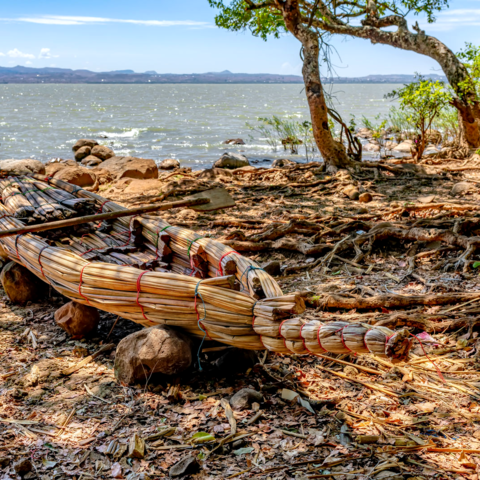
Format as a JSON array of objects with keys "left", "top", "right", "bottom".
[{"left": 184, "top": 188, "right": 235, "bottom": 211}]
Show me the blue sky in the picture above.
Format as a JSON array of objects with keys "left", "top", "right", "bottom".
[{"left": 0, "top": 0, "right": 479, "bottom": 76}]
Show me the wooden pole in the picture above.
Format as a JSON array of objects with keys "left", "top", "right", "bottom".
[{"left": 0, "top": 197, "right": 209, "bottom": 238}]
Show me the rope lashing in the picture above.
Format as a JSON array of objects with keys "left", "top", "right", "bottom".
[
  {"left": 37, "top": 245, "right": 50, "bottom": 280},
  {"left": 217, "top": 250, "right": 238, "bottom": 276},
  {"left": 239, "top": 265, "right": 265, "bottom": 292},
  {"left": 336, "top": 325, "right": 356, "bottom": 356},
  {"left": 78, "top": 263, "right": 92, "bottom": 305},
  {"left": 194, "top": 279, "right": 210, "bottom": 372},
  {"left": 154, "top": 225, "right": 171, "bottom": 260},
  {"left": 136, "top": 271, "right": 152, "bottom": 323},
  {"left": 14, "top": 234, "right": 23, "bottom": 260}
]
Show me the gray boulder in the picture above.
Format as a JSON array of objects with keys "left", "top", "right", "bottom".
[
  {"left": 214, "top": 152, "right": 250, "bottom": 169},
  {"left": 451, "top": 182, "right": 474, "bottom": 196},
  {"left": 0, "top": 158, "right": 46, "bottom": 175},
  {"left": 230, "top": 388, "right": 263, "bottom": 411},
  {"left": 114, "top": 325, "right": 192, "bottom": 385},
  {"left": 81, "top": 155, "right": 103, "bottom": 167}
]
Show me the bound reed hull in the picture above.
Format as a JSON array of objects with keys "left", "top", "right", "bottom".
[{"left": 0, "top": 174, "right": 411, "bottom": 361}]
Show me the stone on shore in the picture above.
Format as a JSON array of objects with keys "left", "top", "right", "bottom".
[
  {"left": 223, "top": 138, "right": 245, "bottom": 145},
  {"left": 451, "top": 182, "right": 474, "bottom": 196},
  {"left": 54, "top": 301, "right": 100, "bottom": 339},
  {"left": 393, "top": 140, "right": 413, "bottom": 153},
  {"left": 214, "top": 152, "right": 250, "bottom": 169},
  {"left": 159, "top": 158, "right": 180, "bottom": 170},
  {"left": 363, "top": 142, "right": 380, "bottom": 152},
  {"left": 230, "top": 388, "right": 263, "bottom": 411},
  {"left": 0, "top": 158, "right": 46, "bottom": 175},
  {"left": 81, "top": 155, "right": 103, "bottom": 167},
  {"left": 91, "top": 145, "right": 115, "bottom": 161},
  {"left": 100, "top": 156, "right": 158, "bottom": 180},
  {"left": 114, "top": 325, "right": 192, "bottom": 385},
  {"left": 272, "top": 158, "right": 296, "bottom": 168},
  {"left": 356, "top": 128, "right": 372, "bottom": 139},
  {"left": 343, "top": 185, "right": 360, "bottom": 200},
  {"left": 72, "top": 139, "right": 99, "bottom": 152},
  {"left": 74, "top": 146, "right": 91, "bottom": 161},
  {"left": 53, "top": 165, "right": 97, "bottom": 189},
  {"left": 0, "top": 261, "right": 47, "bottom": 305}
]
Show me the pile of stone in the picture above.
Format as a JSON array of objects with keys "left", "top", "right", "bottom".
[{"left": 72, "top": 139, "right": 115, "bottom": 167}]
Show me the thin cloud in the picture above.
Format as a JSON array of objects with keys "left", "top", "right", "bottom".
[
  {"left": 6, "top": 48, "right": 35, "bottom": 59},
  {"left": 425, "top": 9, "right": 480, "bottom": 30},
  {"left": 10, "top": 15, "right": 210, "bottom": 27},
  {"left": 39, "top": 48, "right": 58, "bottom": 58}
]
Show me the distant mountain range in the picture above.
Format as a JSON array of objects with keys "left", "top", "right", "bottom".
[{"left": 0, "top": 66, "right": 447, "bottom": 84}]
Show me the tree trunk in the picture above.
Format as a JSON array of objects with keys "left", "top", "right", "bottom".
[
  {"left": 320, "top": 18, "right": 480, "bottom": 149},
  {"left": 279, "top": 0, "right": 354, "bottom": 172}
]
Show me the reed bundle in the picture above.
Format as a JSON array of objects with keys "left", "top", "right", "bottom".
[{"left": 2, "top": 174, "right": 412, "bottom": 361}]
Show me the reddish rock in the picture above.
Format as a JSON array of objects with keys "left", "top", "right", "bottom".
[
  {"left": 81, "top": 155, "right": 103, "bottom": 167},
  {"left": 159, "top": 158, "right": 180, "bottom": 170},
  {"left": 101, "top": 156, "right": 158, "bottom": 180},
  {"left": 91, "top": 145, "right": 115, "bottom": 160},
  {"left": 54, "top": 301, "right": 100, "bottom": 338},
  {"left": 114, "top": 325, "right": 192, "bottom": 385},
  {"left": 359, "top": 192, "right": 373, "bottom": 203},
  {"left": 0, "top": 159, "right": 46, "bottom": 175},
  {"left": 53, "top": 165, "right": 97, "bottom": 189}
]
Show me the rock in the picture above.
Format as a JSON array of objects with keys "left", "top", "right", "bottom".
[
  {"left": 356, "top": 128, "right": 372, "bottom": 138},
  {"left": 54, "top": 301, "right": 100, "bottom": 339},
  {"left": 45, "top": 159, "right": 78, "bottom": 176},
  {"left": 14, "top": 458, "right": 33, "bottom": 477},
  {"left": 343, "top": 185, "right": 360, "bottom": 200},
  {"left": 159, "top": 158, "right": 180, "bottom": 170},
  {"left": 123, "top": 179, "right": 163, "bottom": 195},
  {"left": 114, "top": 325, "right": 192, "bottom": 385},
  {"left": 101, "top": 156, "right": 158, "bottom": 180},
  {"left": 0, "top": 158, "right": 46, "bottom": 175},
  {"left": 363, "top": 142, "right": 380, "bottom": 152},
  {"left": 230, "top": 388, "right": 263, "bottom": 411},
  {"left": 272, "top": 158, "right": 296, "bottom": 168},
  {"left": 169, "top": 455, "right": 199, "bottom": 477},
  {"left": 451, "top": 181, "right": 473, "bottom": 196},
  {"left": 393, "top": 140, "right": 413, "bottom": 153},
  {"left": 196, "top": 168, "right": 234, "bottom": 181},
  {"left": 54, "top": 166, "right": 97, "bottom": 189},
  {"left": 91, "top": 145, "right": 115, "bottom": 161},
  {"left": 214, "top": 152, "right": 250, "bottom": 169},
  {"left": 263, "top": 260, "right": 281, "bottom": 276},
  {"left": 223, "top": 138, "right": 245, "bottom": 145},
  {"left": 0, "top": 261, "right": 47, "bottom": 305},
  {"left": 28, "top": 388, "right": 46, "bottom": 402},
  {"left": 385, "top": 141, "right": 398, "bottom": 149},
  {"left": 74, "top": 146, "right": 91, "bottom": 161},
  {"left": 359, "top": 192, "right": 373, "bottom": 203},
  {"left": 222, "top": 138, "right": 242, "bottom": 146},
  {"left": 127, "top": 433, "right": 145, "bottom": 458},
  {"left": 81, "top": 155, "right": 103, "bottom": 167},
  {"left": 72, "top": 139, "right": 99, "bottom": 152}
]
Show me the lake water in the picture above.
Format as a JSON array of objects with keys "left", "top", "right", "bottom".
[{"left": 0, "top": 83, "right": 401, "bottom": 168}]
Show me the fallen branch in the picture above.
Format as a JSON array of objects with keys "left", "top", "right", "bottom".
[{"left": 62, "top": 343, "right": 115, "bottom": 376}]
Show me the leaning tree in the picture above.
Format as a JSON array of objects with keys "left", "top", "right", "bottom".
[{"left": 209, "top": 0, "right": 480, "bottom": 150}]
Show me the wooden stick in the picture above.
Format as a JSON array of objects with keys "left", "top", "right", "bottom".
[
  {"left": 0, "top": 197, "right": 209, "bottom": 238},
  {"left": 62, "top": 343, "right": 115, "bottom": 376}
]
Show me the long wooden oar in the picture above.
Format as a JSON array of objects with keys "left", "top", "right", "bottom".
[{"left": 0, "top": 188, "right": 234, "bottom": 239}]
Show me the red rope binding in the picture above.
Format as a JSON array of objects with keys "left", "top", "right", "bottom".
[
  {"left": 217, "top": 250, "right": 238, "bottom": 276},
  {"left": 278, "top": 319, "right": 289, "bottom": 338},
  {"left": 37, "top": 246, "right": 49, "bottom": 280},
  {"left": 136, "top": 271, "right": 152, "bottom": 323},
  {"left": 78, "top": 263, "right": 92, "bottom": 305},
  {"left": 97, "top": 200, "right": 109, "bottom": 214},
  {"left": 407, "top": 332, "right": 446, "bottom": 384}
]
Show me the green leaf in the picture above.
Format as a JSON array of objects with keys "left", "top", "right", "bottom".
[
  {"left": 42, "top": 459, "right": 57, "bottom": 469},
  {"left": 190, "top": 432, "right": 215, "bottom": 444},
  {"left": 198, "top": 394, "right": 207, "bottom": 401},
  {"left": 331, "top": 270, "right": 342, "bottom": 275},
  {"left": 473, "top": 262, "right": 480, "bottom": 269}
]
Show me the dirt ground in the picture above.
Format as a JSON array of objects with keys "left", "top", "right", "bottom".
[{"left": 3, "top": 156, "right": 480, "bottom": 479}]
